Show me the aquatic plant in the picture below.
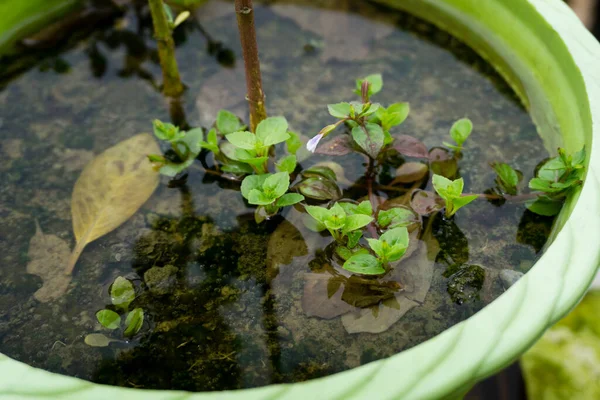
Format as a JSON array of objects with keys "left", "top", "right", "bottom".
[
  {"left": 146, "top": 73, "right": 585, "bottom": 277},
  {"left": 86, "top": 276, "right": 145, "bottom": 347}
]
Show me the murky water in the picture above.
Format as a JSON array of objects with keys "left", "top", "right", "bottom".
[{"left": 0, "top": 0, "right": 555, "bottom": 391}]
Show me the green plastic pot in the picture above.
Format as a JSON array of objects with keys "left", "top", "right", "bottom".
[
  {"left": 1, "top": 0, "right": 599, "bottom": 398},
  {"left": 0, "top": 0, "right": 82, "bottom": 55}
]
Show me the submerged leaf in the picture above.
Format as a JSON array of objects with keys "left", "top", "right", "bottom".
[
  {"left": 26, "top": 221, "right": 72, "bottom": 303},
  {"left": 392, "top": 162, "right": 429, "bottom": 184},
  {"left": 96, "top": 309, "right": 121, "bottom": 330},
  {"left": 124, "top": 308, "right": 144, "bottom": 337},
  {"left": 297, "top": 178, "right": 341, "bottom": 200},
  {"left": 302, "top": 273, "right": 355, "bottom": 319},
  {"left": 84, "top": 333, "right": 117, "bottom": 347},
  {"left": 315, "top": 135, "right": 354, "bottom": 156},
  {"left": 341, "top": 294, "right": 418, "bottom": 334},
  {"left": 110, "top": 277, "right": 135, "bottom": 309},
  {"left": 410, "top": 190, "right": 444, "bottom": 216},
  {"left": 67, "top": 134, "right": 160, "bottom": 274},
  {"left": 393, "top": 135, "right": 429, "bottom": 158}
]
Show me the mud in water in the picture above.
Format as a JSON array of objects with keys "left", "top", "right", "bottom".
[{"left": 0, "top": 0, "right": 555, "bottom": 391}]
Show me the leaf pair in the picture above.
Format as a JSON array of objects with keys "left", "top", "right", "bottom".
[
  {"left": 432, "top": 175, "right": 478, "bottom": 217},
  {"left": 526, "top": 147, "right": 585, "bottom": 216},
  {"left": 297, "top": 166, "right": 341, "bottom": 201},
  {"left": 305, "top": 201, "right": 373, "bottom": 244},
  {"left": 343, "top": 227, "right": 410, "bottom": 275},
  {"left": 95, "top": 277, "right": 144, "bottom": 338},
  {"left": 150, "top": 120, "right": 219, "bottom": 177},
  {"left": 443, "top": 118, "right": 473, "bottom": 151},
  {"left": 225, "top": 116, "right": 290, "bottom": 173},
  {"left": 241, "top": 172, "right": 304, "bottom": 221}
]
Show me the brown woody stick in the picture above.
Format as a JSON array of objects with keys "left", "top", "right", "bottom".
[{"left": 234, "top": 0, "right": 267, "bottom": 132}]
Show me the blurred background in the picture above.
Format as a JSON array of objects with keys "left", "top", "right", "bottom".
[{"left": 466, "top": 3, "right": 600, "bottom": 399}]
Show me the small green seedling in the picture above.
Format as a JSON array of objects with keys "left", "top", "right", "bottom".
[
  {"left": 443, "top": 118, "right": 473, "bottom": 151},
  {"left": 148, "top": 119, "right": 219, "bottom": 176},
  {"left": 343, "top": 227, "right": 410, "bottom": 275},
  {"left": 492, "top": 162, "right": 521, "bottom": 195},
  {"left": 432, "top": 174, "right": 478, "bottom": 218},
  {"left": 224, "top": 116, "right": 291, "bottom": 174},
  {"left": 162, "top": 3, "right": 191, "bottom": 29},
  {"left": 90, "top": 277, "right": 145, "bottom": 345},
  {"left": 241, "top": 172, "right": 304, "bottom": 222},
  {"left": 305, "top": 202, "right": 373, "bottom": 245},
  {"left": 526, "top": 147, "right": 585, "bottom": 216}
]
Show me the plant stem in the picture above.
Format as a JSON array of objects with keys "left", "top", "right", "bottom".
[
  {"left": 366, "top": 158, "right": 380, "bottom": 239},
  {"left": 148, "top": 0, "right": 184, "bottom": 97},
  {"left": 234, "top": 0, "right": 267, "bottom": 132},
  {"left": 467, "top": 191, "right": 544, "bottom": 203}
]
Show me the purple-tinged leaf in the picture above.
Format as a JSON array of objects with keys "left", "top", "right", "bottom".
[
  {"left": 410, "top": 190, "right": 444, "bottom": 216},
  {"left": 393, "top": 135, "right": 429, "bottom": 158},
  {"left": 315, "top": 135, "right": 354, "bottom": 156}
]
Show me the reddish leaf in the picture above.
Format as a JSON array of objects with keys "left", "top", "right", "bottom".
[
  {"left": 429, "top": 147, "right": 458, "bottom": 178},
  {"left": 410, "top": 190, "right": 444, "bottom": 216},
  {"left": 315, "top": 135, "right": 354, "bottom": 156},
  {"left": 393, "top": 135, "right": 429, "bottom": 158}
]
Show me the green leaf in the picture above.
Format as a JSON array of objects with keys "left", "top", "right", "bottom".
[
  {"left": 328, "top": 102, "right": 352, "bottom": 119},
  {"left": 382, "top": 102, "right": 410, "bottom": 130},
  {"left": 181, "top": 127, "right": 204, "bottom": 156},
  {"left": 263, "top": 172, "right": 290, "bottom": 198},
  {"left": 110, "top": 277, "right": 135, "bottom": 309},
  {"left": 359, "top": 103, "right": 381, "bottom": 117},
  {"left": 324, "top": 203, "right": 347, "bottom": 230},
  {"left": 432, "top": 174, "right": 454, "bottom": 200},
  {"left": 301, "top": 166, "right": 337, "bottom": 182},
  {"left": 286, "top": 131, "right": 302, "bottom": 155},
  {"left": 537, "top": 157, "right": 567, "bottom": 181},
  {"left": 248, "top": 189, "right": 275, "bottom": 205},
  {"left": 96, "top": 309, "right": 121, "bottom": 330},
  {"left": 305, "top": 205, "right": 330, "bottom": 224},
  {"left": 493, "top": 163, "right": 520, "bottom": 195},
  {"left": 216, "top": 110, "right": 244, "bottom": 134},
  {"left": 366, "top": 238, "right": 385, "bottom": 258},
  {"left": 347, "top": 230, "right": 363, "bottom": 248},
  {"left": 351, "top": 123, "right": 384, "bottom": 159},
  {"left": 529, "top": 178, "right": 564, "bottom": 193},
  {"left": 355, "top": 200, "right": 373, "bottom": 216},
  {"left": 380, "top": 227, "right": 409, "bottom": 248},
  {"left": 173, "top": 11, "right": 190, "bottom": 28},
  {"left": 343, "top": 254, "right": 384, "bottom": 275},
  {"left": 336, "top": 246, "right": 353, "bottom": 261},
  {"left": 342, "top": 214, "right": 373, "bottom": 234},
  {"left": 153, "top": 119, "right": 183, "bottom": 142},
  {"left": 355, "top": 74, "right": 383, "bottom": 97},
  {"left": 84, "top": 333, "right": 116, "bottom": 347},
  {"left": 449, "top": 118, "right": 473, "bottom": 147},
  {"left": 235, "top": 150, "right": 268, "bottom": 167},
  {"left": 221, "top": 162, "right": 253, "bottom": 174},
  {"left": 241, "top": 174, "right": 269, "bottom": 199},
  {"left": 377, "top": 207, "right": 416, "bottom": 228},
  {"left": 571, "top": 146, "right": 586, "bottom": 167},
  {"left": 226, "top": 131, "right": 257, "bottom": 150},
  {"left": 297, "top": 178, "right": 340, "bottom": 200},
  {"left": 276, "top": 155, "right": 297, "bottom": 173},
  {"left": 124, "top": 308, "right": 144, "bottom": 337},
  {"left": 525, "top": 197, "right": 563, "bottom": 216},
  {"left": 338, "top": 202, "right": 358, "bottom": 215},
  {"left": 256, "top": 116, "right": 290, "bottom": 146},
  {"left": 158, "top": 158, "right": 195, "bottom": 177},
  {"left": 276, "top": 193, "right": 305, "bottom": 207},
  {"left": 452, "top": 194, "right": 478, "bottom": 211},
  {"left": 163, "top": 3, "right": 174, "bottom": 23}
]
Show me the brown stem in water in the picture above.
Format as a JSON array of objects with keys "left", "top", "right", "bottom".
[
  {"left": 148, "top": 0, "right": 184, "bottom": 97},
  {"left": 234, "top": 0, "right": 267, "bottom": 132},
  {"left": 366, "top": 158, "right": 380, "bottom": 239}
]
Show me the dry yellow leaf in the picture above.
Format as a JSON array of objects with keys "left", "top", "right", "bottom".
[
  {"left": 27, "top": 221, "right": 72, "bottom": 303},
  {"left": 66, "top": 133, "right": 160, "bottom": 274}
]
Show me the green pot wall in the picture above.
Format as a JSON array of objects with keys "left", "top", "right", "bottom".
[
  {"left": 1, "top": 0, "right": 599, "bottom": 398},
  {"left": 0, "top": 0, "right": 82, "bottom": 55}
]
